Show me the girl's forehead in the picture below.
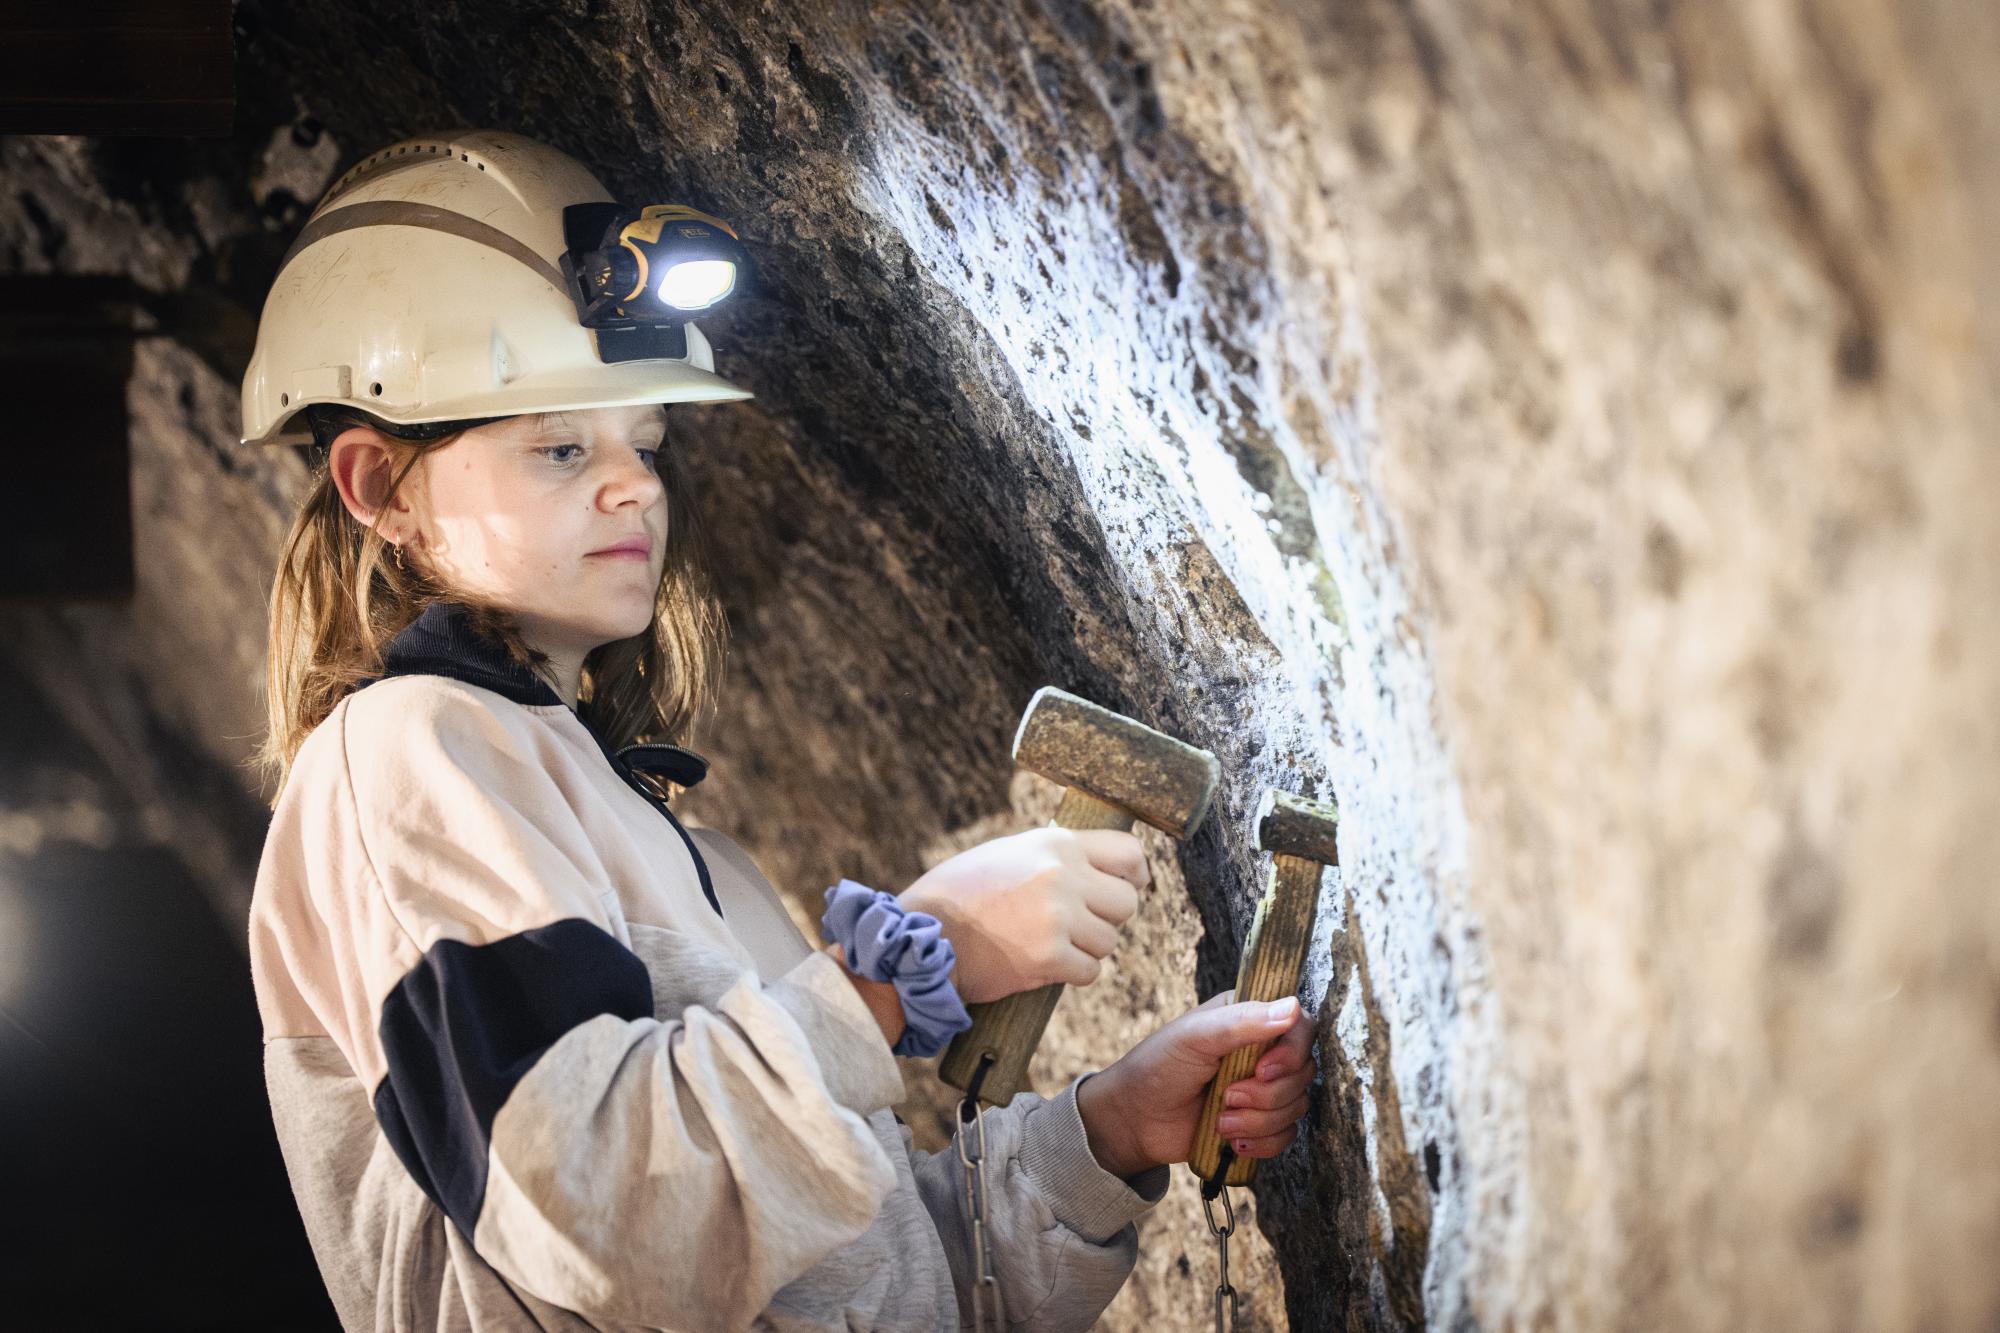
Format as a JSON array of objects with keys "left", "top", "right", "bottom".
[{"left": 523, "top": 405, "right": 668, "bottom": 435}]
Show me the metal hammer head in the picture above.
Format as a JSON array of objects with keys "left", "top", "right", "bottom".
[
  {"left": 1011, "top": 686, "right": 1219, "bottom": 838},
  {"left": 1255, "top": 789, "right": 1340, "bottom": 865}
]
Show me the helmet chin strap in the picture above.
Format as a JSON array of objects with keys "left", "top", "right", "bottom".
[{"left": 304, "top": 406, "right": 512, "bottom": 462}]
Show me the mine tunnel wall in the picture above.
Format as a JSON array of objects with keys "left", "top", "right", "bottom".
[{"left": 2, "top": 1, "right": 1996, "bottom": 1328}]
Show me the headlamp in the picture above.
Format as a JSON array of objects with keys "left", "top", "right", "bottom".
[{"left": 559, "top": 201, "right": 751, "bottom": 364}]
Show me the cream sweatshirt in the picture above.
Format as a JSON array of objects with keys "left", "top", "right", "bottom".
[{"left": 247, "top": 600, "right": 1170, "bottom": 1331}]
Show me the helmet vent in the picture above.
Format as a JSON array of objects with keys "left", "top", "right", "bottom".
[{"left": 324, "top": 137, "right": 491, "bottom": 205}]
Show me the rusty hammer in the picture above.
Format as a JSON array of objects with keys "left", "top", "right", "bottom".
[
  {"left": 1187, "top": 788, "right": 1339, "bottom": 1188},
  {"left": 938, "top": 686, "right": 1220, "bottom": 1108}
]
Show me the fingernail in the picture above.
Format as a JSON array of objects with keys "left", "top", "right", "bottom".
[
  {"left": 1256, "top": 1064, "right": 1277, "bottom": 1080},
  {"left": 1217, "top": 1116, "right": 1242, "bottom": 1134},
  {"left": 1267, "top": 998, "right": 1297, "bottom": 1023},
  {"left": 1225, "top": 1089, "right": 1246, "bottom": 1108}
]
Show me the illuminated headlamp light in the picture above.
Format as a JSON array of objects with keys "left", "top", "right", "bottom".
[{"left": 559, "top": 201, "right": 752, "bottom": 364}]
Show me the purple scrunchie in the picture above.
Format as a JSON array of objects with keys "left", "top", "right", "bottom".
[{"left": 820, "top": 879, "right": 973, "bottom": 1058}]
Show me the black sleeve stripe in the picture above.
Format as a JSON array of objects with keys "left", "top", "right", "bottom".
[{"left": 372, "top": 918, "right": 654, "bottom": 1235}]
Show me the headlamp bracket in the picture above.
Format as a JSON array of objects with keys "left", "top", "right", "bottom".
[{"left": 558, "top": 200, "right": 745, "bottom": 366}]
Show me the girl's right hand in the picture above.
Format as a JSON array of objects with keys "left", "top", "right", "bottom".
[{"left": 897, "top": 827, "right": 1148, "bottom": 1004}]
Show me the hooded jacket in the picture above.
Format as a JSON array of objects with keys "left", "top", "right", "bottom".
[{"left": 248, "top": 600, "right": 1170, "bottom": 1331}]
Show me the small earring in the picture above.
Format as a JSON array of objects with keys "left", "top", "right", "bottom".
[{"left": 391, "top": 542, "right": 408, "bottom": 572}]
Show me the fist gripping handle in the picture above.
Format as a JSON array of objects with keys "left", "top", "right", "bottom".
[
  {"left": 1187, "top": 789, "right": 1339, "bottom": 1188},
  {"left": 939, "top": 687, "right": 1219, "bottom": 1107}
]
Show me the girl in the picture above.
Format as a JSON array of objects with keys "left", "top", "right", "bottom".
[{"left": 244, "top": 129, "right": 1315, "bottom": 1332}]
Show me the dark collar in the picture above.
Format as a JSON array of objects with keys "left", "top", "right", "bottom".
[
  {"left": 379, "top": 598, "right": 561, "bottom": 707},
  {"left": 367, "top": 600, "right": 709, "bottom": 790}
]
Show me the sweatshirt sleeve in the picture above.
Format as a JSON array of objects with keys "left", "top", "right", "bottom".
[
  {"left": 906, "top": 1071, "right": 1172, "bottom": 1331},
  {"left": 319, "top": 682, "right": 907, "bottom": 1329}
]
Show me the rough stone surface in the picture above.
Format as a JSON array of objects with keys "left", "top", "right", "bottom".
[{"left": 3, "top": 0, "right": 1996, "bottom": 1328}]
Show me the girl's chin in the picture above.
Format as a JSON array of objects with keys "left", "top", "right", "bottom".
[{"left": 601, "top": 600, "right": 662, "bottom": 642}]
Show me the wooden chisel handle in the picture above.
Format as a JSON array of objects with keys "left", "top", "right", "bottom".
[
  {"left": 1187, "top": 851, "right": 1325, "bottom": 1187},
  {"left": 938, "top": 787, "right": 1132, "bottom": 1106}
]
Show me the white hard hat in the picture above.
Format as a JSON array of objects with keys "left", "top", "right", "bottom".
[{"left": 239, "top": 128, "right": 754, "bottom": 448}]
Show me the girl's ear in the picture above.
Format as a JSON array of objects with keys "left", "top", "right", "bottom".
[{"left": 327, "top": 426, "right": 416, "bottom": 536}]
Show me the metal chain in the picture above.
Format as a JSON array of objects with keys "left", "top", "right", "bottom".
[
  {"left": 956, "top": 1054, "right": 1004, "bottom": 1333},
  {"left": 1201, "top": 1146, "right": 1241, "bottom": 1333}
]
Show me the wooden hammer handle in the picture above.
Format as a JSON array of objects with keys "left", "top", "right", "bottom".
[
  {"left": 1187, "top": 851, "right": 1325, "bottom": 1187},
  {"left": 938, "top": 786, "right": 1133, "bottom": 1105}
]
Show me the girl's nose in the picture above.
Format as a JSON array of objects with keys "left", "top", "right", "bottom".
[{"left": 601, "top": 446, "right": 666, "bottom": 508}]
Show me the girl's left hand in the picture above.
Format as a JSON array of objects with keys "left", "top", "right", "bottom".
[{"left": 1075, "top": 988, "right": 1318, "bottom": 1179}]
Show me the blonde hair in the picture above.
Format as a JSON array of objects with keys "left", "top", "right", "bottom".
[{"left": 251, "top": 407, "right": 728, "bottom": 806}]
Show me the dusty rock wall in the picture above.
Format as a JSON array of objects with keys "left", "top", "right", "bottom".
[{"left": 3, "top": 0, "right": 1995, "bottom": 1328}]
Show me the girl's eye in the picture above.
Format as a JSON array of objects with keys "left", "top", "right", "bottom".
[{"left": 538, "top": 443, "right": 663, "bottom": 467}]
